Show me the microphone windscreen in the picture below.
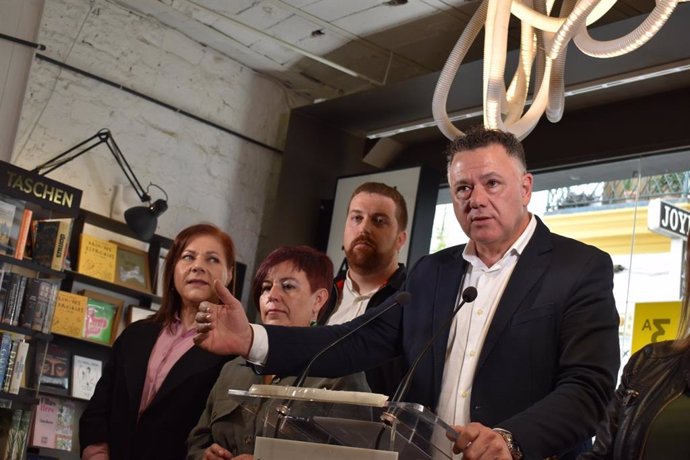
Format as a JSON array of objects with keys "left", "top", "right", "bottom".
[{"left": 461, "top": 286, "right": 478, "bottom": 303}]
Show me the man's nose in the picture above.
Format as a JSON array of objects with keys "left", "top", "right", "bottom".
[{"left": 469, "top": 186, "right": 487, "bottom": 207}]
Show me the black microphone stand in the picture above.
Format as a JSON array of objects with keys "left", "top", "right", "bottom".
[
  {"left": 272, "top": 291, "right": 411, "bottom": 438},
  {"left": 377, "top": 286, "right": 478, "bottom": 449}
]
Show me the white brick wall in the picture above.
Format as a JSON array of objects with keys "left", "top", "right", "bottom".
[{"left": 11, "top": 0, "right": 308, "bottom": 301}]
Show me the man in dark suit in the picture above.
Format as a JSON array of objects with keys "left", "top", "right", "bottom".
[{"left": 195, "top": 126, "right": 620, "bottom": 460}]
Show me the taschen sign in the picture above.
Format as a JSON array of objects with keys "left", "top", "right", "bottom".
[{"left": 647, "top": 199, "right": 690, "bottom": 239}]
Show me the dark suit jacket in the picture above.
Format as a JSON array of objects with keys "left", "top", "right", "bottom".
[
  {"left": 262, "top": 217, "right": 621, "bottom": 459},
  {"left": 79, "top": 320, "right": 230, "bottom": 460}
]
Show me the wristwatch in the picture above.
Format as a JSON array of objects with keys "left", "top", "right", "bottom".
[{"left": 493, "top": 428, "right": 524, "bottom": 460}]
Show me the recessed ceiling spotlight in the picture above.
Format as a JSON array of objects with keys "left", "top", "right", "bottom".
[
  {"left": 384, "top": 0, "right": 408, "bottom": 5},
  {"left": 310, "top": 29, "right": 325, "bottom": 37}
]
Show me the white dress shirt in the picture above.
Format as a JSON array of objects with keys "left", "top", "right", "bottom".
[
  {"left": 436, "top": 215, "right": 536, "bottom": 428},
  {"left": 326, "top": 272, "right": 377, "bottom": 325}
]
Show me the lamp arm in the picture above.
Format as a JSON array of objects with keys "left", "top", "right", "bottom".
[
  {"left": 31, "top": 131, "right": 105, "bottom": 175},
  {"left": 32, "top": 128, "right": 151, "bottom": 203},
  {"left": 102, "top": 131, "right": 151, "bottom": 202}
]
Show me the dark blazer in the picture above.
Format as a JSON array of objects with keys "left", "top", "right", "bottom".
[
  {"left": 79, "top": 320, "right": 230, "bottom": 460},
  {"left": 262, "top": 217, "right": 620, "bottom": 459}
]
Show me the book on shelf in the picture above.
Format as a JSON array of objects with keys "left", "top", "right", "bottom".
[
  {"left": 32, "top": 218, "right": 72, "bottom": 271},
  {"left": 0, "top": 199, "right": 17, "bottom": 255},
  {"left": 0, "top": 271, "right": 12, "bottom": 322},
  {"left": 0, "top": 272, "right": 27, "bottom": 326},
  {"left": 77, "top": 233, "right": 117, "bottom": 282},
  {"left": 71, "top": 355, "right": 102, "bottom": 400},
  {"left": 31, "top": 395, "right": 69, "bottom": 450},
  {"left": 13, "top": 208, "right": 32, "bottom": 261},
  {"left": 18, "top": 277, "right": 42, "bottom": 329},
  {"left": 28, "top": 279, "right": 60, "bottom": 333},
  {"left": 1, "top": 339, "right": 18, "bottom": 393},
  {"left": 40, "top": 343, "right": 71, "bottom": 391},
  {"left": 34, "top": 281, "right": 59, "bottom": 334},
  {"left": 7, "top": 339, "right": 29, "bottom": 395},
  {"left": 0, "top": 334, "right": 13, "bottom": 392},
  {"left": 83, "top": 297, "right": 118, "bottom": 345},
  {"left": 1, "top": 407, "right": 28, "bottom": 460},
  {"left": 15, "top": 410, "right": 31, "bottom": 459},
  {"left": 50, "top": 291, "right": 88, "bottom": 339}
]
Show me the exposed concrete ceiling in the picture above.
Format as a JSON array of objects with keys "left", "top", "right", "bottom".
[{"left": 113, "top": 0, "right": 690, "bottom": 157}]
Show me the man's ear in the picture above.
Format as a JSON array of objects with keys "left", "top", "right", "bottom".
[{"left": 395, "top": 230, "right": 408, "bottom": 251}]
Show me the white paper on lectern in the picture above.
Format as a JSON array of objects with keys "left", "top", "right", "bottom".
[
  {"left": 254, "top": 437, "right": 398, "bottom": 460},
  {"left": 246, "top": 384, "right": 389, "bottom": 407}
]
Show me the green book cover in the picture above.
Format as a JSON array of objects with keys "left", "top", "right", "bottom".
[{"left": 83, "top": 298, "right": 116, "bottom": 344}]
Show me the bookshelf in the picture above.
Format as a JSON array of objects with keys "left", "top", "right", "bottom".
[
  {"left": 33, "top": 208, "right": 173, "bottom": 460},
  {"left": 1, "top": 160, "right": 82, "bottom": 460}
]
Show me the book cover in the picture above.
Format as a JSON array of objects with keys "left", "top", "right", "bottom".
[
  {"left": 50, "top": 219, "right": 72, "bottom": 271},
  {"left": 18, "top": 277, "right": 42, "bottom": 329},
  {"left": 54, "top": 399, "right": 74, "bottom": 451},
  {"left": 0, "top": 334, "right": 12, "bottom": 390},
  {"left": 50, "top": 291, "right": 87, "bottom": 339},
  {"left": 0, "top": 271, "right": 11, "bottom": 321},
  {"left": 83, "top": 298, "right": 117, "bottom": 344},
  {"left": 40, "top": 343, "right": 70, "bottom": 390},
  {"left": 32, "top": 220, "right": 59, "bottom": 268},
  {"left": 0, "top": 273, "right": 24, "bottom": 325},
  {"left": 30, "top": 280, "right": 54, "bottom": 333},
  {"left": 13, "top": 208, "right": 32, "bottom": 260},
  {"left": 8, "top": 340, "right": 29, "bottom": 394},
  {"left": 15, "top": 409, "right": 31, "bottom": 457},
  {"left": 39, "top": 282, "right": 60, "bottom": 334},
  {"left": 77, "top": 234, "right": 117, "bottom": 282},
  {"left": 30, "top": 396, "right": 58, "bottom": 448},
  {"left": 3, "top": 408, "right": 23, "bottom": 460},
  {"left": 1, "top": 339, "right": 18, "bottom": 393},
  {"left": 71, "top": 355, "right": 101, "bottom": 400},
  {"left": 0, "top": 199, "right": 16, "bottom": 255}
]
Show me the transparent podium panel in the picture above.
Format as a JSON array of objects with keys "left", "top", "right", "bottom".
[{"left": 227, "top": 385, "right": 458, "bottom": 460}]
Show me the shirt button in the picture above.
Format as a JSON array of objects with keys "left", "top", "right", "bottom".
[
  {"left": 469, "top": 351, "right": 476, "bottom": 357},
  {"left": 476, "top": 309, "right": 484, "bottom": 315},
  {"left": 461, "top": 391, "right": 469, "bottom": 398}
]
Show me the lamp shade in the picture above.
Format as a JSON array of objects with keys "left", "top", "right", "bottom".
[{"left": 124, "top": 199, "right": 168, "bottom": 241}]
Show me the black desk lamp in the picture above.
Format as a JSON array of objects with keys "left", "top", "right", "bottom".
[{"left": 32, "top": 128, "right": 168, "bottom": 241}]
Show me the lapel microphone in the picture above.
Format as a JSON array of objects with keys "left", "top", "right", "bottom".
[{"left": 390, "top": 286, "right": 478, "bottom": 404}]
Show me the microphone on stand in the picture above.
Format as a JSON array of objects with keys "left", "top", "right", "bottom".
[
  {"left": 291, "top": 290, "right": 411, "bottom": 389},
  {"left": 272, "top": 290, "right": 412, "bottom": 438},
  {"left": 390, "top": 286, "right": 478, "bottom": 404}
]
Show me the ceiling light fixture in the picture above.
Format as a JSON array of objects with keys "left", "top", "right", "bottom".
[
  {"left": 432, "top": 0, "right": 684, "bottom": 140},
  {"left": 368, "top": 59, "right": 690, "bottom": 139}
]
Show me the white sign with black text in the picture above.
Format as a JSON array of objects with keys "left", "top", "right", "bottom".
[{"left": 647, "top": 199, "right": 690, "bottom": 239}]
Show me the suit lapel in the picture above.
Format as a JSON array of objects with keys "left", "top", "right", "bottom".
[
  {"left": 125, "top": 322, "right": 160, "bottom": 407},
  {"left": 432, "top": 247, "right": 468, "bottom": 397},
  {"left": 148, "top": 345, "right": 225, "bottom": 408},
  {"left": 476, "top": 219, "right": 553, "bottom": 372}
]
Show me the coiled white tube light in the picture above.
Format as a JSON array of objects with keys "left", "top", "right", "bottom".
[{"left": 433, "top": 0, "right": 682, "bottom": 140}]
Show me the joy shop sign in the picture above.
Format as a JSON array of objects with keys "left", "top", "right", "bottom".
[{"left": 647, "top": 199, "right": 690, "bottom": 239}]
